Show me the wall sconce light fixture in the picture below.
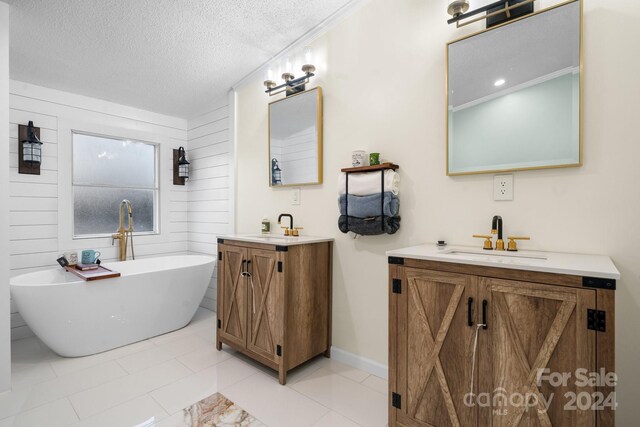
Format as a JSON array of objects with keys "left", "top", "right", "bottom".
[
  {"left": 264, "top": 47, "right": 316, "bottom": 97},
  {"left": 19, "top": 120, "right": 43, "bottom": 175},
  {"left": 447, "top": 0, "right": 535, "bottom": 28},
  {"left": 173, "top": 146, "right": 190, "bottom": 185}
]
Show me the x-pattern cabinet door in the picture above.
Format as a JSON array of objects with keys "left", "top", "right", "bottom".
[
  {"left": 478, "top": 278, "right": 596, "bottom": 427},
  {"left": 396, "top": 267, "right": 478, "bottom": 427},
  {"left": 246, "top": 248, "right": 284, "bottom": 362},
  {"left": 218, "top": 244, "right": 248, "bottom": 349}
]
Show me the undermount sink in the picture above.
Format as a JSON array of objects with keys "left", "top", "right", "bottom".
[
  {"left": 243, "top": 234, "right": 291, "bottom": 241},
  {"left": 443, "top": 249, "right": 547, "bottom": 264}
]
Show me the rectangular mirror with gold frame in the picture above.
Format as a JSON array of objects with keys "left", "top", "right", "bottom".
[
  {"left": 447, "top": 0, "right": 582, "bottom": 175},
  {"left": 269, "top": 87, "right": 323, "bottom": 186}
]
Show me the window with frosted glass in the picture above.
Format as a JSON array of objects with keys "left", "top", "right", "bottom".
[{"left": 72, "top": 132, "right": 158, "bottom": 236}]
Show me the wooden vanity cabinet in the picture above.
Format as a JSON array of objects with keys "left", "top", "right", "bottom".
[
  {"left": 389, "top": 259, "right": 615, "bottom": 427},
  {"left": 216, "top": 239, "right": 332, "bottom": 385}
]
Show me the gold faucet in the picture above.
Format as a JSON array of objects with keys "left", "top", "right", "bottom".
[
  {"left": 112, "top": 199, "right": 135, "bottom": 261},
  {"left": 277, "top": 213, "right": 294, "bottom": 236},
  {"left": 491, "top": 215, "right": 505, "bottom": 251},
  {"left": 474, "top": 215, "right": 507, "bottom": 250}
]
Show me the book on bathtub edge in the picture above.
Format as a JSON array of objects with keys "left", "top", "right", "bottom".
[{"left": 76, "top": 263, "right": 100, "bottom": 271}]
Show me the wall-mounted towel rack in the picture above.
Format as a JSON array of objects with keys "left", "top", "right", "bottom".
[{"left": 339, "top": 163, "right": 400, "bottom": 236}]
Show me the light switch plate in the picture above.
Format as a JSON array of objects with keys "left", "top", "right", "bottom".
[
  {"left": 494, "top": 174, "right": 513, "bottom": 201},
  {"left": 292, "top": 188, "right": 300, "bottom": 205}
]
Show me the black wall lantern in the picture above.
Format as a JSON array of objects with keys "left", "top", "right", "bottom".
[
  {"left": 19, "top": 121, "right": 43, "bottom": 175},
  {"left": 173, "top": 146, "right": 190, "bottom": 185}
]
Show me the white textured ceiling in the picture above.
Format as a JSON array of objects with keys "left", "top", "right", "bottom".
[{"left": 6, "top": 0, "right": 353, "bottom": 118}]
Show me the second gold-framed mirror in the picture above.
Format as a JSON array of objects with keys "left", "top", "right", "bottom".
[
  {"left": 269, "top": 87, "right": 323, "bottom": 187},
  {"left": 447, "top": 0, "right": 582, "bottom": 176}
]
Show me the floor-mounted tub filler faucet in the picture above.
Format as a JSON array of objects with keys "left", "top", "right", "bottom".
[{"left": 112, "top": 199, "right": 135, "bottom": 261}]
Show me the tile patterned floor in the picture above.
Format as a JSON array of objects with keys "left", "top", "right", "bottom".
[{"left": 0, "top": 308, "right": 388, "bottom": 427}]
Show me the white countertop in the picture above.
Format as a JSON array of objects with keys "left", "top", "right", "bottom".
[
  {"left": 218, "top": 234, "right": 334, "bottom": 246},
  {"left": 386, "top": 244, "right": 620, "bottom": 280}
]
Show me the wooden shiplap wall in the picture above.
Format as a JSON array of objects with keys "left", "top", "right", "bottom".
[
  {"left": 187, "top": 94, "right": 234, "bottom": 311},
  {"left": 8, "top": 81, "right": 190, "bottom": 340}
]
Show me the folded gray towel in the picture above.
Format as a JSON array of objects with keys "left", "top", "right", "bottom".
[
  {"left": 338, "top": 192, "right": 399, "bottom": 218},
  {"left": 338, "top": 215, "right": 401, "bottom": 235}
]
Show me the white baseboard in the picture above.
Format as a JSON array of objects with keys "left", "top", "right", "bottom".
[{"left": 330, "top": 346, "right": 388, "bottom": 380}]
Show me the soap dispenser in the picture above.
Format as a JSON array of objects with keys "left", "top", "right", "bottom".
[{"left": 261, "top": 217, "right": 271, "bottom": 234}]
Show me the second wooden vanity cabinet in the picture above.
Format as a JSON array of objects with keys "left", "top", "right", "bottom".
[
  {"left": 216, "top": 237, "right": 332, "bottom": 384},
  {"left": 388, "top": 256, "right": 616, "bottom": 427}
]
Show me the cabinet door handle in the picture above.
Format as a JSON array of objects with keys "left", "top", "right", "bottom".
[
  {"left": 241, "top": 259, "right": 247, "bottom": 276},
  {"left": 244, "top": 259, "right": 255, "bottom": 313},
  {"left": 250, "top": 276, "right": 256, "bottom": 314},
  {"left": 482, "top": 299, "right": 488, "bottom": 329},
  {"left": 467, "top": 297, "right": 474, "bottom": 327}
]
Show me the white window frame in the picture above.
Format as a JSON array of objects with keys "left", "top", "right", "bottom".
[
  {"left": 71, "top": 130, "right": 160, "bottom": 239},
  {"left": 58, "top": 119, "right": 172, "bottom": 251}
]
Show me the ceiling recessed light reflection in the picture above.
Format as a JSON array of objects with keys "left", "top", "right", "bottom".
[{"left": 494, "top": 79, "right": 506, "bottom": 87}]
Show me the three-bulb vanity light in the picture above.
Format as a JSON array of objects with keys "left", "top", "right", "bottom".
[
  {"left": 447, "top": 0, "right": 536, "bottom": 28},
  {"left": 264, "top": 47, "right": 316, "bottom": 97}
]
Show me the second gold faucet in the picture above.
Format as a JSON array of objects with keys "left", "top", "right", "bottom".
[
  {"left": 473, "top": 215, "right": 530, "bottom": 251},
  {"left": 491, "top": 215, "right": 505, "bottom": 250}
]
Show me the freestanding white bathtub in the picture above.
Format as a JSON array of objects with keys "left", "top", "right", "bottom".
[{"left": 10, "top": 255, "right": 215, "bottom": 357}]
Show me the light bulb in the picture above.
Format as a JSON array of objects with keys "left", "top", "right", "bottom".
[
  {"left": 284, "top": 58, "right": 292, "bottom": 74},
  {"left": 304, "top": 47, "right": 312, "bottom": 65},
  {"left": 301, "top": 46, "right": 316, "bottom": 75},
  {"left": 266, "top": 68, "right": 273, "bottom": 81},
  {"left": 494, "top": 79, "right": 506, "bottom": 87}
]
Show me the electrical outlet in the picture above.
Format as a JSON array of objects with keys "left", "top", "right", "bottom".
[
  {"left": 493, "top": 174, "right": 513, "bottom": 201},
  {"left": 292, "top": 188, "right": 300, "bottom": 205}
]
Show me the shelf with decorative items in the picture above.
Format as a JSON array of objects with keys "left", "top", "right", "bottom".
[
  {"left": 340, "top": 162, "right": 399, "bottom": 174},
  {"left": 338, "top": 163, "right": 401, "bottom": 236}
]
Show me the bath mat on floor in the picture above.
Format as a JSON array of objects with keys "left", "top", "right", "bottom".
[{"left": 173, "top": 392, "right": 265, "bottom": 426}]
